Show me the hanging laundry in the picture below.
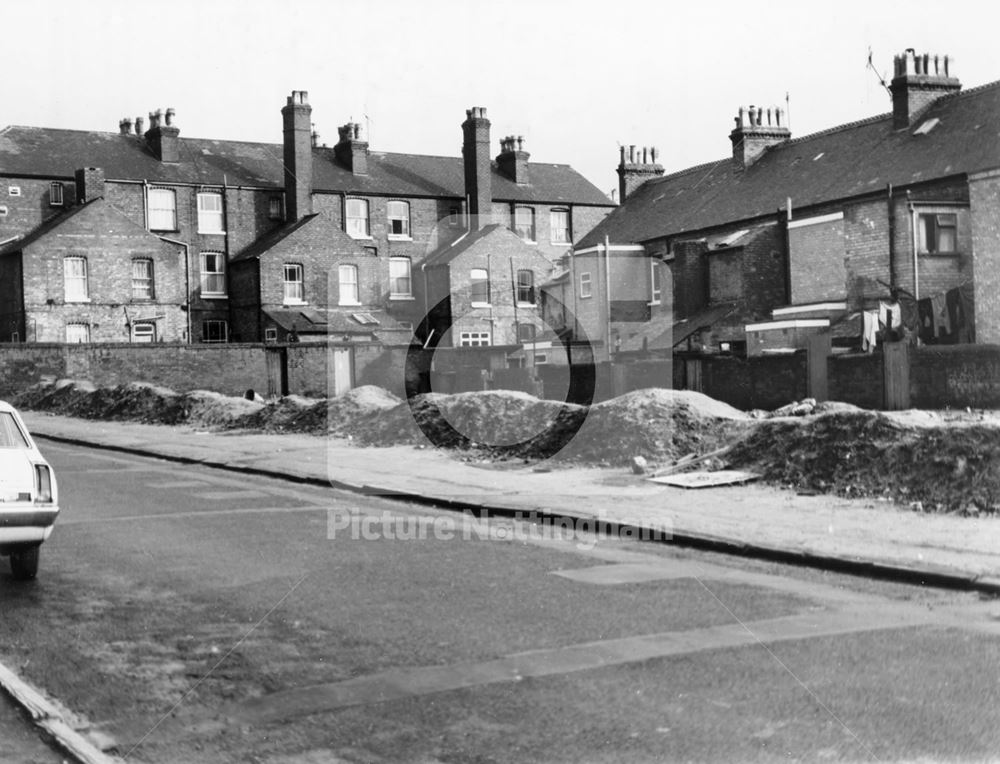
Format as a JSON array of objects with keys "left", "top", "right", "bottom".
[
  {"left": 917, "top": 298, "right": 935, "bottom": 344},
  {"left": 930, "top": 293, "right": 950, "bottom": 337},
  {"left": 946, "top": 287, "right": 968, "bottom": 343},
  {"left": 862, "top": 310, "right": 879, "bottom": 353},
  {"left": 879, "top": 301, "right": 902, "bottom": 329}
]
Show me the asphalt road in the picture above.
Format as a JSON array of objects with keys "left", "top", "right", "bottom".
[{"left": 1, "top": 440, "right": 999, "bottom": 763}]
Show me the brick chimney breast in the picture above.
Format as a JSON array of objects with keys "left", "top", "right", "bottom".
[
  {"left": 281, "top": 90, "right": 313, "bottom": 221},
  {"left": 496, "top": 134, "right": 530, "bottom": 185},
  {"left": 75, "top": 167, "right": 105, "bottom": 204},
  {"left": 334, "top": 122, "right": 369, "bottom": 175},
  {"left": 729, "top": 104, "right": 790, "bottom": 172},
  {"left": 890, "top": 50, "right": 961, "bottom": 130},
  {"left": 462, "top": 106, "right": 492, "bottom": 229},
  {"left": 144, "top": 107, "right": 180, "bottom": 163},
  {"left": 617, "top": 144, "right": 664, "bottom": 201}
]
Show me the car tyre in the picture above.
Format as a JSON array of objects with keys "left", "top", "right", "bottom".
[{"left": 10, "top": 546, "right": 39, "bottom": 581}]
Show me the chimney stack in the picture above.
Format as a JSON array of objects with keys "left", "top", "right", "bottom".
[
  {"left": 890, "top": 50, "right": 961, "bottom": 129},
  {"left": 134, "top": 116, "right": 144, "bottom": 135},
  {"left": 281, "top": 90, "right": 313, "bottom": 221},
  {"left": 462, "top": 106, "right": 492, "bottom": 229},
  {"left": 144, "top": 107, "right": 180, "bottom": 162},
  {"left": 496, "top": 134, "right": 530, "bottom": 185},
  {"left": 729, "top": 104, "right": 790, "bottom": 171},
  {"left": 617, "top": 144, "right": 664, "bottom": 202},
  {"left": 75, "top": 167, "right": 105, "bottom": 204},
  {"left": 118, "top": 118, "right": 133, "bottom": 136},
  {"left": 334, "top": 122, "right": 369, "bottom": 175}
]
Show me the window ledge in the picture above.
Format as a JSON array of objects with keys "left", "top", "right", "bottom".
[
  {"left": 550, "top": 240, "right": 571, "bottom": 247},
  {"left": 516, "top": 302, "right": 537, "bottom": 309},
  {"left": 198, "top": 230, "right": 227, "bottom": 236},
  {"left": 65, "top": 297, "right": 91, "bottom": 304},
  {"left": 150, "top": 228, "right": 179, "bottom": 234},
  {"left": 470, "top": 302, "right": 492, "bottom": 309},
  {"left": 339, "top": 301, "right": 362, "bottom": 307},
  {"left": 580, "top": 294, "right": 593, "bottom": 300},
  {"left": 387, "top": 235, "right": 413, "bottom": 242},
  {"left": 283, "top": 299, "right": 308, "bottom": 306},
  {"left": 348, "top": 234, "right": 373, "bottom": 241},
  {"left": 648, "top": 299, "right": 662, "bottom": 307},
  {"left": 202, "top": 294, "right": 229, "bottom": 300},
  {"left": 918, "top": 251, "right": 963, "bottom": 258},
  {"left": 389, "top": 294, "right": 415, "bottom": 301}
]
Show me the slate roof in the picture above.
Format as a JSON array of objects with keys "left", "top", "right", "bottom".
[
  {"left": 579, "top": 79, "right": 1000, "bottom": 248},
  {"left": 0, "top": 126, "right": 612, "bottom": 205},
  {"left": 231, "top": 214, "right": 368, "bottom": 262},
  {"left": 421, "top": 224, "right": 528, "bottom": 267}
]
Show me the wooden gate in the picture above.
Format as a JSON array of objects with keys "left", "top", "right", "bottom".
[
  {"left": 265, "top": 346, "right": 288, "bottom": 398},
  {"left": 806, "top": 333, "right": 831, "bottom": 402},
  {"left": 883, "top": 341, "right": 910, "bottom": 410}
]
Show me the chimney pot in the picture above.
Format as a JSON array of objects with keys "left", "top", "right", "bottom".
[
  {"left": 165, "top": 107, "right": 176, "bottom": 127},
  {"left": 135, "top": 116, "right": 144, "bottom": 135}
]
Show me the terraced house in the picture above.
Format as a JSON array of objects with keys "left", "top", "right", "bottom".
[
  {"left": 0, "top": 93, "right": 613, "bottom": 345},
  {"left": 566, "top": 50, "right": 1000, "bottom": 361}
]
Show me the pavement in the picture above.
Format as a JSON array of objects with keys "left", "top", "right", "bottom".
[{"left": 20, "top": 411, "right": 1000, "bottom": 594}]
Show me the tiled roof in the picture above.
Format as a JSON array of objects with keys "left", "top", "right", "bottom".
[
  {"left": 579, "top": 79, "right": 1000, "bottom": 248},
  {"left": 422, "top": 224, "right": 513, "bottom": 267},
  {"left": 231, "top": 213, "right": 367, "bottom": 262},
  {"left": 0, "top": 126, "right": 612, "bottom": 205}
]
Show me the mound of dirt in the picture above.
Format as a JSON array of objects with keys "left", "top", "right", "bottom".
[
  {"left": 556, "top": 388, "right": 751, "bottom": 464},
  {"left": 727, "top": 410, "right": 1000, "bottom": 514},
  {"left": 327, "top": 386, "right": 402, "bottom": 437}
]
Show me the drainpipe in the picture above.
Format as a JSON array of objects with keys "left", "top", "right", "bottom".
[
  {"left": 158, "top": 235, "right": 191, "bottom": 342},
  {"left": 604, "top": 235, "right": 612, "bottom": 362},
  {"left": 887, "top": 184, "right": 896, "bottom": 291},
  {"left": 906, "top": 190, "right": 919, "bottom": 299}
]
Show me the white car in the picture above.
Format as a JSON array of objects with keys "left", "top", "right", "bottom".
[{"left": 0, "top": 401, "right": 59, "bottom": 580}]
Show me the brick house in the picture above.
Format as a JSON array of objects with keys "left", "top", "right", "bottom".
[
  {"left": 420, "top": 224, "right": 554, "bottom": 349},
  {"left": 572, "top": 50, "right": 1000, "bottom": 358},
  {"left": 0, "top": 94, "right": 613, "bottom": 344},
  {"left": 0, "top": 170, "right": 186, "bottom": 342}
]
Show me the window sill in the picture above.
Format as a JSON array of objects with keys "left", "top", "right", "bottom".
[
  {"left": 339, "top": 301, "right": 362, "bottom": 307},
  {"left": 198, "top": 230, "right": 227, "bottom": 236},
  {"left": 470, "top": 302, "right": 492, "bottom": 309},
  {"left": 648, "top": 300, "right": 662, "bottom": 307},
  {"left": 348, "top": 234, "right": 373, "bottom": 241},
  {"left": 516, "top": 302, "right": 537, "bottom": 309},
  {"left": 387, "top": 235, "right": 413, "bottom": 242},
  {"left": 550, "top": 240, "right": 571, "bottom": 247},
  {"left": 520, "top": 239, "right": 538, "bottom": 246},
  {"left": 579, "top": 294, "right": 593, "bottom": 300},
  {"left": 201, "top": 294, "right": 229, "bottom": 300},
  {"left": 150, "top": 228, "right": 179, "bottom": 234},
  {"left": 389, "top": 294, "right": 415, "bottom": 301},
  {"left": 918, "top": 251, "right": 962, "bottom": 258},
  {"left": 283, "top": 299, "right": 308, "bottom": 306},
  {"left": 65, "top": 297, "right": 91, "bottom": 304}
]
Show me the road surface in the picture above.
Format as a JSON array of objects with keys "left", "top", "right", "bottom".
[{"left": 1, "top": 439, "right": 999, "bottom": 763}]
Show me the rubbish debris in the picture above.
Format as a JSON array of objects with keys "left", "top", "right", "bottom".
[
  {"left": 631, "top": 456, "right": 649, "bottom": 475},
  {"left": 649, "top": 470, "right": 761, "bottom": 488}
]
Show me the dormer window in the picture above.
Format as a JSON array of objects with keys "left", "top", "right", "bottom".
[{"left": 49, "top": 182, "right": 64, "bottom": 206}]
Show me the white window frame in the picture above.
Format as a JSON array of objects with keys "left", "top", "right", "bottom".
[
  {"left": 917, "top": 211, "right": 959, "bottom": 255},
  {"left": 470, "top": 268, "right": 490, "bottom": 307},
  {"left": 197, "top": 191, "right": 225, "bottom": 234},
  {"left": 64, "top": 256, "right": 89, "bottom": 302},
  {"left": 283, "top": 263, "right": 305, "bottom": 305},
  {"left": 132, "top": 259, "right": 154, "bottom": 300},
  {"left": 649, "top": 260, "right": 661, "bottom": 305},
  {"left": 517, "top": 323, "right": 537, "bottom": 342},
  {"left": 346, "top": 198, "right": 370, "bottom": 239},
  {"left": 268, "top": 196, "right": 284, "bottom": 221},
  {"left": 200, "top": 252, "right": 227, "bottom": 297},
  {"left": 550, "top": 208, "right": 570, "bottom": 244},
  {"left": 389, "top": 257, "right": 413, "bottom": 299},
  {"left": 148, "top": 188, "right": 177, "bottom": 231},
  {"left": 387, "top": 200, "right": 411, "bottom": 239},
  {"left": 201, "top": 320, "right": 229, "bottom": 343},
  {"left": 131, "top": 322, "right": 156, "bottom": 343},
  {"left": 448, "top": 206, "right": 462, "bottom": 227},
  {"left": 50, "top": 182, "right": 64, "bottom": 206},
  {"left": 339, "top": 264, "right": 360, "bottom": 306},
  {"left": 579, "top": 271, "right": 593, "bottom": 299},
  {"left": 264, "top": 327, "right": 278, "bottom": 342},
  {"left": 514, "top": 206, "right": 536, "bottom": 243},
  {"left": 459, "top": 331, "right": 491, "bottom": 347},
  {"left": 516, "top": 269, "right": 535, "bottom": 306},
  {"left": 65, "top": 323, "right": 90, "bottom": 343}
]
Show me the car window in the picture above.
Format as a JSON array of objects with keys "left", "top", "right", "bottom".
[{"left": 0, "top": 412, "right": 31, "bottom": 448}]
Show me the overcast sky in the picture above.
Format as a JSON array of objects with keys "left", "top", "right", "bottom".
[{"left": 6, "top": 1, "right": 998, "bottom": 197}]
